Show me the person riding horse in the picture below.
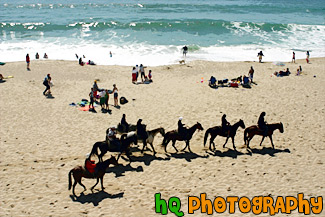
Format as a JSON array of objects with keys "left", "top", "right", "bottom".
[
  {"left": 178, "top": 117, "right": 188, "bottom": 140},
  {"left": 106, "top": 126, "right": 122, "bottom": 150},
  {"left": 221, "top": 114, "right": 230, "bottom": 136},
  {"left": 258, "top": 112, "right": 268, "bottom": 136},
  {"left": 137, "top": 119, "right": 148, "bottom": 141},
  {"left": 120, "top": 114, "right": 129, "bottom": 132},
  {"left": 84, "top": 154, "right": 98, "bottom": 177}
]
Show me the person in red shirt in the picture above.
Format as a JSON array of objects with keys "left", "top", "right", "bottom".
[
  {"left": 85, "top": 155, "right": 97, "bottom": 175},
  {"left": 26, "top": 53, "right": 30, "bottom": 71}
]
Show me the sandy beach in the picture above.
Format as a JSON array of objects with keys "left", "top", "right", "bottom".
[{"left": 0, "top": 58, "right": 324, "bottom": 216}]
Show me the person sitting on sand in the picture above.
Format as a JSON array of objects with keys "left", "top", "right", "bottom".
[
  {"left": 88, "top": 60, "right": 96, "bottom": 65},
  {"left": 43, "top": 53, "right": 48, "bottom": 59},
  {"left": 221, "top": 114, "right": 230, "bottom": 136},
  {"left": 148, "top": 70, "right": 152, "bottom": 82},
  {"left": 243, "top": 75, "right": 250, "bottom": 85},
  {"left": 258, "top": 112, "right": 268, "bottom": 136},
  {"left": 0, "top": 74, "right": 4, "bottom": 81},
  {"left": 35, "top": 52, "right": 39, "bottom": 59},
  {"left": 43, "top": 74, "right": 51, "bottom": 95},
  {"left": 120, "top": 114, "right": 129, "bottom": 132},
  {"left": 79, "top": 57, "right": 84, "bottom": 66},
  {"left": 209, "top": 76, "right": 217, "bottom": 88},
  {"left": 178, "top": 117, "right": 188, "bottom": 139}
]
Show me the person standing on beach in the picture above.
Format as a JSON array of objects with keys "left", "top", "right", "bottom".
[
  {"left": 292, "top": 52, "right": 295, "bottom": 63},
  {"left": 132, "top": 67, "right": 137, "bottom": 83},
  {"left": 182, "top": 46, "right": 188, "bottom": 57},
  {"left": 306, "top": 51, "right": 310, "bottom": 63},
  {"left": 43, "top": 74, "right": 51, "bottom": 95},
  {"left": 26, "top": 54, "right": 30, "bottom": 70},
  {"left": 110, "top": 51, "right": 112, "bottom": 58},
  {"left": 248, "top": 66, "right": 254, "bottom": 83},
  {"left": 148, "top": 70, "right": 152, "bottom": 82},
  {"left": 89, "top": 88, "right": 95, "bottom": 110},
  {"left": 113, "top": 84, "right": 118, "bottom": 107},
  {"left": 257, "top": 51, "right": 264, "bottom": 63},
  {"left": 104, "top": 89, "right": 109, "bottom": 110},
  {"left": 139, "top": 64, "right": 146, "bottom": 82}
]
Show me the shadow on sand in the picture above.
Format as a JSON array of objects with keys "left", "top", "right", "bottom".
[{"left": 70, "top": 191, "right": 124, "bottom": 206}]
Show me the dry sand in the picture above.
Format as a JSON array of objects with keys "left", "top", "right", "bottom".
[{"left": 0, "top": 58, "right": 324, "bottom": 216}]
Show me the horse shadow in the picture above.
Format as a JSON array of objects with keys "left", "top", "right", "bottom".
[
  {"left": 70, "top": 191, "right": 124, "bottom": 206},
  {"left": 168, "top": 151, "right": 209, "bottom": 162},
  {"left": 107, "top": 163, "right": 144, "bottom": 178},
  {"left": 248, "top": 147, "right": 290, "bottom": 156},
  {"left": 130, "top": 153, "right": 171, "bottom": 166},
  {"left": 207, "top": 148, "right": 246, "bottom": 159}
]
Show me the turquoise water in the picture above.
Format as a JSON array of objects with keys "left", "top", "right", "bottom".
[{"left": 1, "top": 0, "right": 324, "bottom": 65}]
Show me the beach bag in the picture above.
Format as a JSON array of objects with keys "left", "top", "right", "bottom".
[{"left": 120, "top": 97, "right": 128, "bottom": 105}]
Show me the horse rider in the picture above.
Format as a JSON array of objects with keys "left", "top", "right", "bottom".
[
  {"left": 178, "top": 117, "right": 188, "bottom": 140},
  {"left": 136, "top": 119, "right": 148, "bottom": 141},
  {"left": 84, "top": 154, "right": 98, "bottom": 176},
  {"left": 258, "top": 112, "right": 268, "bottom": 136},
  {"left": 120, "top": 114, "right": 129, "bottom": 132},
  {"left": 107, "top": 126, "right": 121, "bottom": 149},
  {"left": 221, "top": 114, "right": 230, "bottom": 137}
]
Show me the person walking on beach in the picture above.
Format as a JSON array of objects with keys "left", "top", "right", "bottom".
[
  {"left": 182, "top": 46, "right": 188, "bottom": 57},
  {"left": 113, "top": 84, "right": 118, "bottom": 107},
  {"left": 26, "top": 54, "right": 30, "bottom": 70},
  {"left": 248, "top": 66, "right": 254, "bottom": 83},
  {"left": 306, "top": 51, "right": 310, "bottom": 63},
  {"left": 292, "top": 52, "right": 295, "bottom": 63},
  {"left": 43, "top": 74, "right": 51, "bottom": 95},
  {"left": 257, "top": 51, "right": 264, "bottom": 63}
]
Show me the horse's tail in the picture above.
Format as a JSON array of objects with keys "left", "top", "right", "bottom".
[
  {"left": 203, "top": 129, "right": 210, "bottom": 147},
  {"left": 90, "top": 142, "right": 99, "bottom": 158},
  {"left": 68, "top": 169, "right": 73, "bottom": 190}
]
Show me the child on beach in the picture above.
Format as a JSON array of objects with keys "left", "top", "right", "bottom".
[
  {"left": 306, "top": 51, "right": 310, "bottom": 63},
  {"left": 148, "top": 70, "right": 152, "bottom": 82},
  {"left": 248, "top": 66, "right": 254, "bottom": 82},
  {"left": 132, "top": 67, "right": 137, "bottom": 83},
  {"left": 104, "top": 89, "right": 109, "bottom": 110},
  {"left": 113, "top": 84, "right": 118, "bottom": 107},
  {"left": 43, "top": 74, "right": 51, "bottom": 95}
]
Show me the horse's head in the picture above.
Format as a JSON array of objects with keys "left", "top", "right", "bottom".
[
  {"left": 239, "top": 119, "right": 245, "bottom": 129},
  {"left": 196, "top": 122, "right": 204, "bottom": 131},
  {"left": 279, "top": 122, "right": 284, "bottom": 133},
  {"left": 160, "top": 128, "right": 166, "bottom": 136},
  {"left": 109, "top": 156, "right": 119, "bottom": 166}
]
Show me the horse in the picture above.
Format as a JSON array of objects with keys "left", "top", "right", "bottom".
[
  {"left": 90, "top": 133, "right": 138, "bottom": 162},
  {"left": 68, "top": 156, "right": 118, "bottom": 196},
  {"left": 203, "top": 119, "right": 245, "bottom": 151},
  {"left": 162, "top": 122, "right": 204, "bottom": 153},
  {"left": 244, "top": 122, "right": 284, "bottom": 149},
  {"left": 137, "top": 127, "right": 165, "bottom": 155}
]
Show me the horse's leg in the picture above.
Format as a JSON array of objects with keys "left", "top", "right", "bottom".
[
  {"left": 181, "top": 140, "right": 188, "bottom": 152},
  {"left": 186, "top": 141, "right": 193, "bottom": 153},
  {"left": 210, "top": 135, "right": 216, "bottom": 151},
  {"left": 259, "top": 136, "right": 265, "bottom": 147},
  {"left": 100, "top": 176, "right": 105, "bottom": 190},
  {"left": 72, "top": 180, "right": 78, "bottom": 196},
  {"left": 149, "top": 143, "right": 156, "bottom": 155},
  {"left": 91, "top": 178, "right": 99, "bottom": 191},
  {"left": 78, "top": 179, "right": 87, "bottom": 191},
  {"left": 231, "top": 137, "right": 237, "bottom": 151},
  {"left": 141, "top": 139, "right": 147, "bottom": 153},
  {"left": 164, "top": 139, "right": 170, "bottom": 153},
  {"left": 223, "top": 136, "right": 229, "bottom": 148},
  {"left": 172, "top": 140, "right": 178, "bottom": 152},
  {"left": 126, "top": 149, "right": 132, "bottom": 162},
  {"left": 269, "top": 135, "right": 275, "bottom": 149}
]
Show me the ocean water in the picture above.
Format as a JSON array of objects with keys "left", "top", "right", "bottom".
[{"left": 0, "top": 0, "right": 324, "bottom": 65}]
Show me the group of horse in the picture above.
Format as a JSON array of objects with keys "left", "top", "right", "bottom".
[{"left": 68, "top": 119, "right": 284, "bottom": 196}]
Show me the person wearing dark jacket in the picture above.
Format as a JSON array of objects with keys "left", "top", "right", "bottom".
[
  {"left": 221, "top": 114, "right": 230, "bottom": 136},
  {"left": 258, "top": 112, "right": 268, "bottom": 136},
  {"left": 178, "top": 117, "right": 188, "bottom": 139}
]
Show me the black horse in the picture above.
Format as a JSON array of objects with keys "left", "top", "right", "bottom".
[
  {"left": 162, "top": 122, "right": 204, "bottom": 153},
  {"left": 90, "top": 133, "right": 138, "bottom": 162},
  {"left": 203, "top": 119, "right": 245, "bottom": 151}
]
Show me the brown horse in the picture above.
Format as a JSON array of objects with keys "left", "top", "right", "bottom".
[
  {"left": 162, "top": 122, "right": 204, "bottom": 153},
  {"left": 203, "top": 119, "right": 245, "bottom": 151},
  {"left": 68, "top": 156, "right": 118, "bottom": 196},
  {"left": 244, "top": 122, "right": 284, "bottom": 149}
]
